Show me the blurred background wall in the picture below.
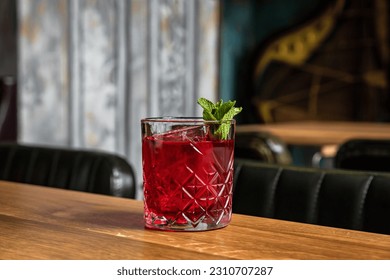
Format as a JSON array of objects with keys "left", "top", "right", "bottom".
[
  {"left": 11, "top": 0, "right": 219, "bottom": 196},
  {"left": 1, "top": 0, "right": 389, "bottom": 196},
  {"left": 220, "top": 0, "right": 389, "bottom": 124}
]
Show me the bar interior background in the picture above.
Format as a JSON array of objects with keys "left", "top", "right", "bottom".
[{"left": 0, "top": 0, "right": 389, "bottom": 197}]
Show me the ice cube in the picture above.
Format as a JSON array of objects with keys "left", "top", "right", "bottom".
[{"left": 153, "top": 125, "right": 207, "bottom": 142}]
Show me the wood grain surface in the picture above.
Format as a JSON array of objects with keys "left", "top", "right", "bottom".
[
  {"left": 237, "top": 121, "right": 390, "bottom": 147},
  {"left": 1, "top": 180, "right": 389, "bottom": 260}
]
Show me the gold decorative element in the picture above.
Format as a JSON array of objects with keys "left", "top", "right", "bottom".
[
  {"left": 254, "top": 0, "right": 346, "bottom": 79},
  {"left": 252, "top": 0, "right": 359, "bottom": 123},
  {"left": 363, "top": 70, "right": 388, "bottom": 89}
]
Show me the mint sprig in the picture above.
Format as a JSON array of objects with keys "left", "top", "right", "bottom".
[{"left": 197, "top": 98, "right": 242, "bottom": 140}]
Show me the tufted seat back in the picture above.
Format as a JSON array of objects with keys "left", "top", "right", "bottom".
[
  {"left": 335, "top": 139, "right": 390, "bottom": 172},
  {"left": 235, "top": 131, "right": 292, "bottom": 164},
  {"left": 233, "top": 159, "right": 390, "bottom": 235},
  {"left": 0, "top": 143, "right": 136, "bottom": 198}
]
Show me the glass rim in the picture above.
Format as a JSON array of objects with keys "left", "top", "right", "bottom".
[{"left": 141, "top": 117, "right": 236, "bottom": 124}]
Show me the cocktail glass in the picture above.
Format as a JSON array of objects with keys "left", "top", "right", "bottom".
[{"left": 141, "top": 117, "right": 235, "bottom": 231}]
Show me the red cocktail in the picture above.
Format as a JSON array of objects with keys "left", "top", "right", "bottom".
[{"left": 141, "top": 118, "right": 235, "bottom": 231}]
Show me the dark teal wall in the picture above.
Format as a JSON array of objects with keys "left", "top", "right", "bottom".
[{"left": 219, "top": 0, "right": 326, "bottom": 105}]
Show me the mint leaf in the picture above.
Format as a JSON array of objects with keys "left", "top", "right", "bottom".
[
  {"left": 203, "top": 109, "right": 217, "bottom": 121},
  {"left": 214, "top": 100, "right": 235, "bottom": 120},
  {"left": 197, "top": 98, "right": 242, "bottom": 139},
  {"left": 197, "top": 97, "right": 215, "bottom": 113},
  {"left": 215, "top": 106, "right": 242, "bottom": 138}
]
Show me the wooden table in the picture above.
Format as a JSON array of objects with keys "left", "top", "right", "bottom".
[
  {"left": 237, "top": 121, "right": 390, "bottom": 158},
  {"left": 1, "top": 180, "right": 390, "bottom": 260}
]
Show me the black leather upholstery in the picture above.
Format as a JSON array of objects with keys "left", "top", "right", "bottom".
[
  {"left": 0, "top": 143, "right": 136, "bottom": 198},
  {"left": 233, "top": 159, "right": 390, "bottom": 235},
  {"left": 0, "top": 76, "right": 17, "bottom": 141},
  {"left": 235, "top": 131, "right": 292, "bottom": 164},
  {"left": 335, "top": 139, "right": 390, "bottom": 172}
]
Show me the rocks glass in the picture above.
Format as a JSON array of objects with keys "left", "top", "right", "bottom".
[{"left": 141, "top": 117, "right": 235, "bottom": 231}]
